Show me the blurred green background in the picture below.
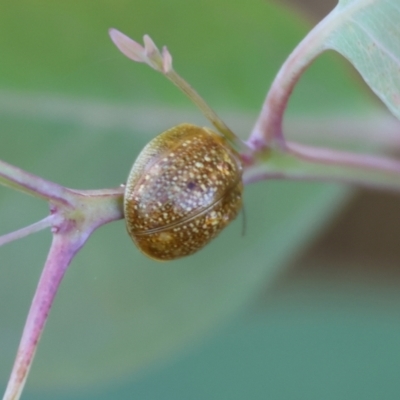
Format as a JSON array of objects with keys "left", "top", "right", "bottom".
[{"left": 2, "top": 0, "right": 400, "bottom": 399}]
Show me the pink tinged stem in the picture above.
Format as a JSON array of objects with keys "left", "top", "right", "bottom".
[
  {"left": 2, "top": 188, "right": 124, "bottom": 400},
  {"left": 286, "top": 142, "right": 400, "bottom": 175},
  {"left": 0, "top": 160, "right": 73, "bottom": 206},
  {"left": 108, "top": 29, "right": 247, "bottom": 153},
  {"left": 0, "top": 215, "right": 55, "bottom": 247},
  {"left": 248, "top": 11, "right": 337, "bottom": 150},
  {"left": 2, "top": 233, "right": 87, "bottom": 400},
  {"left": 243, "top": 142, "right": 400, "bottom": 192}
]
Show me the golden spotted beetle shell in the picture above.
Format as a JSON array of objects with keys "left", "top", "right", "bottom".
[{"left": 124, "top": 123, "right": 243, "bottom": 261}]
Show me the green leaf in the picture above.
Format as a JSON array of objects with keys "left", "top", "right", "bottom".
[
  {"left": 0, "top": 0, "right": 374, "bottom": 392},
  {"left": 325, "top": 0, "right": 400, "bottom": 120}
]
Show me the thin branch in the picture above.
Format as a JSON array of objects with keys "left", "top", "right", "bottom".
[
  {"left": 1, "top": 186, "right": 124, "bottom": 400},
  {"left": 163, "top": 69, "right": 245, "bottom": 150},
  {"left": 247, "top": 9, "right": 339, "bottom": 149},
  {"left": 108, "top": 29, "right": 248, "bottom": 153},
  {"left": 0, "top": 215, "right": 54, "bottom": 247},
  {"left": 243, "top": 142, "right": 400, "bottom": 192},
  {"left": 2, "top": 233, "right": 88, "bottom": 400},
  {"left": 286, "top": 141, "right": 400, "bottom": 175},
  {"left": 0, "top": 159, "right": 74, "bottom": 206}
]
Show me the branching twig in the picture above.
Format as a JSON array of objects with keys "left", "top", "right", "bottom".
[
  {"left": 0, "top": 215, "right": 55, "bottom": 247},
  {"left": 0, "top": 160, "right": 75, "bottom": 206},
  {"left": 108, "top": 29, "right": 249, "bottom": 154},
  {"left": 3, "top": 6, "right": 400, "bottom": 399},
  {"left": 247, "top": 10, "right": 338, "bottom": 149},
  {"left": 2, "top": 233, "right": 87, "bottom": 400}
]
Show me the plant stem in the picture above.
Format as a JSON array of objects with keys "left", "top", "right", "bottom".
[
  {"left": 0, "top": 160, "right": 74, "bottom": 206},
  {"left": 248, "top": 9, "right": 338, "bottom": 149},
  {"left": 244, "top": 142, "right": 400, "bottom": 192},
  {"left": 165, "top": 69, "right": 247, "bottom": 152},
  {"left": 286, "top": 141, "right": 400, "bottom": 175},
  {"left": 108, "top": 29, "right": 248, "bottom": 153},
  {"left": 1, "top": 186, "right": 124, "bottom": 400},
  {"left": 0, "top": 215, "right": 54, "bottom": 247},
  {"left": 2, "top": 233, "right": 87, "bottom": 400}
]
